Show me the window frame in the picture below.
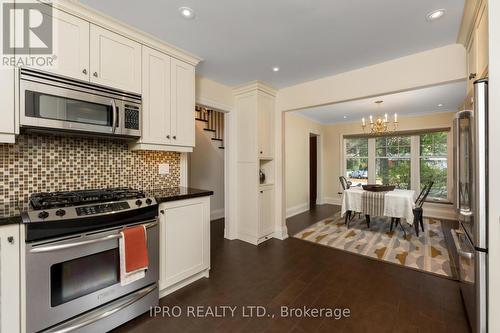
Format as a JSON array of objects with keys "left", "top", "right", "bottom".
[{"left": 342, "top": 130, "right": 452, "bottom": 203}]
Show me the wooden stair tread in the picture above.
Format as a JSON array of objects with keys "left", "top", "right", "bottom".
[
  {"left": 195, "top": 118, "right": 208, "bottom": 122},
  {"left": 204, "top": 128, "right": 216, "bottom": 132},
  {"left": 211, "top": 138, "right": 223, "bottom": 141}
]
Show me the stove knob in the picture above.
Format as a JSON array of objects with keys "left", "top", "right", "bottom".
[
  {"left": 135, "top": 199, "right": 143, "bottom": 206},
  {"left": 38, "top": 211, "right": 49, "bottom": 219},
  {"left": 145, "top": 198, "right": 152, "bottom": 205},
  {"left": 55, "top": 209, "right": 66, "bottom": 217}
]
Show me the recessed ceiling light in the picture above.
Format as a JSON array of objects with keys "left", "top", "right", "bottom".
[
  {"left": 179, "top": 7, "right": 195, "bottom": 19},
  {"left": 272, "top": 67, "right": 280, "bottom": 72},
  {"left": 426, "top": 9, "right": 445, "bottom": 21},
  {"left": 343, "top": 116, "right": 347, "bottom": 119},
  {"left": 437, "top": 103, "right": 444, "bottom": 107}
]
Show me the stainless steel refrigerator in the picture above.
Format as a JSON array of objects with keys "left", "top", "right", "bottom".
[{"left": 453, "top": 79, "right": 488, "bottom": 333}]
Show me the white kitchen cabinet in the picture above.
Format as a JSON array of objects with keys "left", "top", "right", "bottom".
[
  {"left": 38, "top": 6, "right": 90, "bottom": 80},
  {"left": 466, "top": 35, "right": 477, "bottom": 95},
  {"left": 259, "top": 185, "right": 275, "bottom": 240},
  {"left": 0, "top": 67, "right": 16, "bottom": 143},
  {"left": 139, "top": 47, "right": 172, "bottom": 145},
  {"left": 158, "top": 197, "right": 210, "bottom": 297},
  {"left": 131, "top": 51, "right": 196, "bottom": 152},
  {"left": 170, "top": 58, "right": 195, "bottom": 147},
  {"left": 89, "top": 25, "right": 142, "bottom": 94},
  {"left": 0, "top": 224, "right": 20, "bottom": 333},
  {"left": 475, "top": 3, "right": 488, "bottom": 79}
]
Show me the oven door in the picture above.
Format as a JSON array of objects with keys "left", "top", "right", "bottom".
[
  {"left": 25, "top": 220, "right": 159, "bottom": 333},
  {"left": 20, "top": 79, "right": 122, "bottom": 135}
]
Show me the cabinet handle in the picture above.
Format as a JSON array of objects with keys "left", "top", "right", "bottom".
[
  {"left": 166, "top": 135, "right": 170, "bottom": 139},
  {"left": 173, "top": 136, "right": 177, "bottom": 140},
  {"left": 82, "top": 69, "right": 87, "bottom": 75},
  {"left": 93, "top": 72, "right": 98, "bottom": 78},
  {"left": 260, "top": 191, "right": 263, "bottom": 193},
  {"left": 469, "top": 73, "right": 477, "bottom": 80},
  {"left": 7, "top": 236, "right": 14, "bottom": 244},
  {"left": 160, "top": 210, "right": 165, "bottom": 215},
  {"left": 260, "top": 151, "right": 263, "bottom": 154}
]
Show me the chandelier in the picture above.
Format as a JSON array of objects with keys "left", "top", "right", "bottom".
[{"left": 361, "top": 100, "right": 398, "bottom": 134}]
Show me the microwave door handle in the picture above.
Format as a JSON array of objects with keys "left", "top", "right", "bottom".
[
  {"left": 29, "top": 219, "right": 158, "bottom": 253},
  {"left": 111, "top": 99, "right": 117, "bottom": 134}
]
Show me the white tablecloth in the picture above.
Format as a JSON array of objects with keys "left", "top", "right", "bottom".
[{"left": 341, "top": 188, "right": 416, "bottom": 224}]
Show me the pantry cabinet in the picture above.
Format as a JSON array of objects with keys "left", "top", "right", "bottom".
[
  {"left": 89, "top": 25, "right": 142, "bottom": 94},
  {"left": 258, "top": 92, "right": 275, "bottom": 158},
  {"left": 158, "top": 197, "right": 210, "bottom": 297},
  {"left": 259, "top": 185, "right": 275, "bottom": 239},
  {"left": 0, "top": 224, "right": 20, "bottom": 333}
]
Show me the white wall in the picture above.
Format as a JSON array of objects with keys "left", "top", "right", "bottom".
[
  {"left": 488, "top": 1, "right": 500, "bottom": 331},
  {"left": 189, "top": 121, "right": 225, "bottom": 220},
  {"left": 284, "top": 113, "right": 324, "bottom": 217}
]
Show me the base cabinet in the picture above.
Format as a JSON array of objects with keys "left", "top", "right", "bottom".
[
  {"left": 0, "top": 224, "right": 20, "bottom": 333},
  {"left": 158, "top": 197, "right": 210, "bottom": 297}
]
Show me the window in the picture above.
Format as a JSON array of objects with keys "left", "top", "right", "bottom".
[
  {"left": 420, "top": 132, "right": 449, "bottom": 200},
  {"left": 345, "top": 138, "right": 368, "bottom": 186},
  {"left": 343, "top": 130, "right": 450, "bottom": 201},
  {"left": 375, "top": 136, "right": 411, "bottom": 189}
]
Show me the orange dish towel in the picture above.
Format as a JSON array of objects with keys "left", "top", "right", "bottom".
[{"left": 119, "top": 225, "right": 149, "bottom": 286}]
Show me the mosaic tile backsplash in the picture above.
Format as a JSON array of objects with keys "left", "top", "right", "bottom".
[{"left": 0, "top": 134, "right": 181, "bottom": 206}]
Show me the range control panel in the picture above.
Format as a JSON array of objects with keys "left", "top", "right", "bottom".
[{"left": 76, "top": 202, "right": 130, "bottom": 216}]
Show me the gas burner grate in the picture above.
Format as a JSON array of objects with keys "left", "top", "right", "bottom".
[{"left": 29, "top": 188, "right": 146, "bottom": 210}]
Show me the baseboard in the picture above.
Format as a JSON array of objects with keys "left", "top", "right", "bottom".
[
  {"left": 286, "top": 202, "right": 309, "bottom": 218},
  {"left": 210, "top": 208, "right": 225, "bottom": 221},
  {"left": 273, "top": 226, "right": 289, "bottom": 240},
  {"left": 323, "top": 196, "right": 342, "bottom": 205}
]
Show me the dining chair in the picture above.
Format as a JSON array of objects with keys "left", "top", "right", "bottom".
[
  {"left": 413, "top": 181, "right": 434, "bottom": 236},
  {"left": 339, "top": 176, "right": 355, "bottom": 225}
]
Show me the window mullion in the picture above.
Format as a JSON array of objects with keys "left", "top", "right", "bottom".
[
  {"left": 368, "top": 138, "right": 376, "bottom": 184},
  {"left": 411, "top": 135, "right": 420, "bottom": 193}
]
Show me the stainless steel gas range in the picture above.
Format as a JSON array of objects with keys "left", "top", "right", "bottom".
[{"left": 21, "top": 188, "right": 159, "bottom": 333}]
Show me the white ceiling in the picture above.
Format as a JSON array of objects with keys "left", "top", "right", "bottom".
[
  {"left": 79, "top": 0, "right": 465, "bottom": 88},
  {"left": 294, "top": 80, "right": 466, "bottom": 124}
]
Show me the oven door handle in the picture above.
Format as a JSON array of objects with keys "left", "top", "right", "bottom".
[
  {"left": 29, "top": 220, "right": 158, "bottom": 253},
  {"left": 43, "top": 284, "right": 157, "bottom": 333}
]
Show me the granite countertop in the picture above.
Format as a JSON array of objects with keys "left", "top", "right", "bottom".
[
  {"left": 146, "top": 187, "right": 214, "bottom": 203},
  {"left": 0, "top": 187, "right": 213, "bottom": 226},
  {"left": 0, "top": 200, "right": 28, "bottom": 225}
]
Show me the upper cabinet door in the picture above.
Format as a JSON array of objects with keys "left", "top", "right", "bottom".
[
  {"left": 475, "top": 4, "right": 488, "bottom": 78},
  {"left": 142, "top": 47, "right": 172, "bottom": 145},
  {"left": 170, "top": 58, "right": 195, "bottom": 147},
  {"left": 258, "top": 92, "right": 275, "bottom": 158},
  {"left": 29, "top": 6, "right": 90, "bottom": 80},
  {"left": 466, "top": 36, "right": 477, "bottom": 95},
  {"left": 89, "top": 25, "right": 141, "bottom": 93}
]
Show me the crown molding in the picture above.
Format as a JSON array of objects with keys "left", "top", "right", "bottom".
[
  {"left": 232, "top": 81, "right": 277, "bottom": 97},
  {"left": 43, "top": 0, "right": 202, "bottom": 66}
]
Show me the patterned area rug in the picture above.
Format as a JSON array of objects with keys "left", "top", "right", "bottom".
[{"left": 294, "top": 213, "right": 453, "bottom": 278}]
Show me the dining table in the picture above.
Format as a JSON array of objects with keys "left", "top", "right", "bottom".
[{"left": 341, "top": 187, "right": 416, "bottom": 225}]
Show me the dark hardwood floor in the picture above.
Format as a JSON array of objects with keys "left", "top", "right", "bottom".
[{"left": 113, "top": 206, "right": 470, "bottom": 333}]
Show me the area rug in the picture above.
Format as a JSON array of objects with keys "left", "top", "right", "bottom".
[{"left": 293, "top": 213, "right": 453, "bottom": 278}]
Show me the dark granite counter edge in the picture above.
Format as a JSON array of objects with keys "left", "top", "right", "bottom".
[
  {"left": 0, "top": 215, "right": 23, "bottom": 226},
  {"left": 154, "top": 190, "right": 214, "bottom": 204}
]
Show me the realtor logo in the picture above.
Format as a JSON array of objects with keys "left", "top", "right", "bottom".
[
  {"left": 2, "top": 1, "right": 53, "bottom": 54},
  {"left": 1, "top": 1, "right": 55, "bottom": 68}
]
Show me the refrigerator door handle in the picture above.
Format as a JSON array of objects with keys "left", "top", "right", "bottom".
[{"left": 454, "top": 117, "right": 460, "bottom": 212}]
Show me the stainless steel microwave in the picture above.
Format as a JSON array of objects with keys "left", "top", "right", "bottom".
[{"left": 20, "top": 69, "right": 142, "bottom": 138}]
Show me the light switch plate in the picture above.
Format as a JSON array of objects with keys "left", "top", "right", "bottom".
[{"left": 158, "top": 163, "right": 170, "bottom": 175}]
